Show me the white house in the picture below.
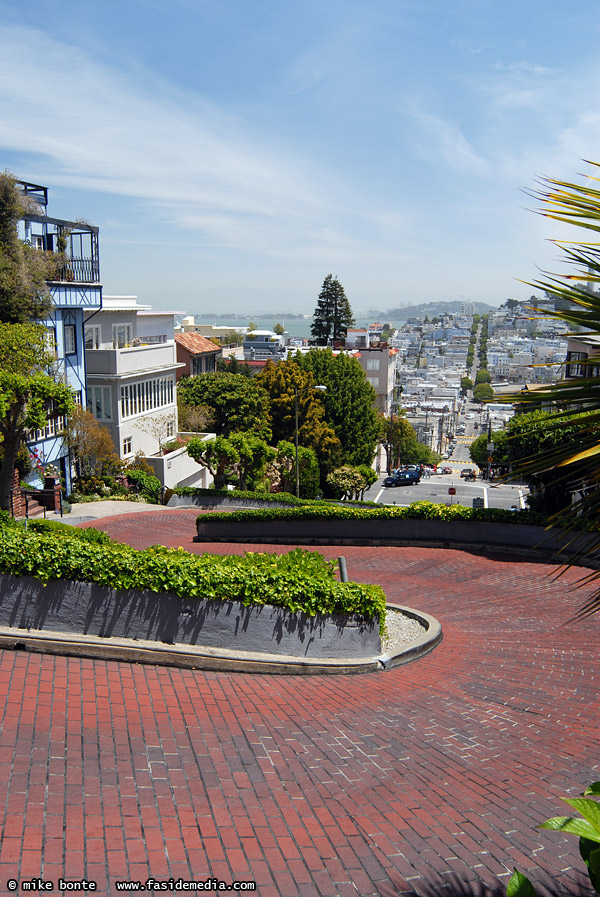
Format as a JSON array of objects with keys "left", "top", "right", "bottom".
[{"left": 84, "top": 296, "right": 184, "bottom": 460}]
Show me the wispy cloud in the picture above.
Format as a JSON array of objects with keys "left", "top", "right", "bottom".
[
  {"left": 402, "top": 106, "right": 488, "bottom": 175},
  {"left": 0, "top": 24, "right": 365, "bottom": 257}
]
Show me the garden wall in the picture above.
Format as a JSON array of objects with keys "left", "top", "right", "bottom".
[
  {"left": 194, "top": 516, "right": 600, "bottom": 565},
  {"left": 0, "top": 574, "right": 381, "bottom": 660}
]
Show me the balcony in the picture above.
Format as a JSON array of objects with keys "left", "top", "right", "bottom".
[
  {"left": 86, "top": 341, "right": 179, "bottom": 377},
  {"left": 23, "top": 213, "right": 100, "bottom": 285}
]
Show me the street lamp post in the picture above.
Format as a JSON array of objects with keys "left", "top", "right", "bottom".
[{"left": 295, "top": 384, "right": 327, "bottom": 498}]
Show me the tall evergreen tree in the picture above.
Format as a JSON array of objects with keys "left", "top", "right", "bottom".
[
  {"left": 311, "top": 274, "right": 355, "bottom": 344},
  {"left": 297, "top": 349, "right": 379, "bottom": 466}
]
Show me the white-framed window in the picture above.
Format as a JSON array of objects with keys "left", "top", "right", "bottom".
[
  {"left": 367, "top": 377, "right": 380, "bottom": 388},
  {"left": 88, "top": 386, "right": 112, "bottom": 421},
  {"left": 30, "top": 414, "right": 67, "bottom": 442},
  {"left": 119, "top": 376, "right": 175, "bottom": 420},
  {"left": 45, "top": 327, "right": 57, "bottom": 355},
  {"left": 122, "top": 436, "right": 133, "bottom": 456},
  {"left": 112, "top": 323, "right": 133, "bottom": 348},
  {"left": 166, "top": 420, "right": 175, "bottom": 438},
  {"left": 367, "top": 358, "right": 380, "bottom": 371},
  {"left": 85, "top": 325, "right": 101, "bottom": 349},
  {"left": 64, "top": 325, "right": 76, "bottom": 355}
]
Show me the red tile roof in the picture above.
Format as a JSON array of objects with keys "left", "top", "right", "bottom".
[{"left": 175, "top": 332, "right": 221, "bottom": 355}]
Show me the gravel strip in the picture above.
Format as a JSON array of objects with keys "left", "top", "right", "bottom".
[{"left": 381, "top": 608, "right": 427, "bottom": 654}]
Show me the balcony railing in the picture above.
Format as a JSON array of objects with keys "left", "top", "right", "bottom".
[{"left": 54, "top": 257, "right": 100, "bottom": 284}]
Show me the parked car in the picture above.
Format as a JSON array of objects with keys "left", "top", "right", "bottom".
[
  {"left": 383, "top": 471, "right": 421, "bottom": 487},
  {"left": 460, "top": 468, "right": 476, "bottom": 481},
  {"left": 439, "top": 466, "right": 453, "bottom": 474}
]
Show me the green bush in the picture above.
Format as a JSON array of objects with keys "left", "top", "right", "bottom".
[
  {"left": 196, "top": 500, "right": 548, "bottom": 527},
  {"left": 173, "top": 486, "right": 376, "bottom": 507},
  {"left": 126, "top": 469, "right": 161, "bottom": 503},
  {"left": 25, "top": 519, "right": 116, "bottom": 545},
  {"left": 0, "top": 526, "right": 386, "bottom": 628}
]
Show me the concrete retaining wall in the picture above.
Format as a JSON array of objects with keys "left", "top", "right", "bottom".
[
  {"left": 194, "top": 516, "right": 599, "bottom": 564},
  {"left": 0, "top": 574, "right": 381, "bottom": 660}
]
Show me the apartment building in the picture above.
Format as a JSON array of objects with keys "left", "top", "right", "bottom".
[
  {"left": 84, "top": 296, "right": 183, "bottom": 459},
  {"left": 18, "top": 180, "right": 102, "bottom": 492}
]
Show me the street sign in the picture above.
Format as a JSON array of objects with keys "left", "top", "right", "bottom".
[
  {"left": 448, "top": 487, "right": 456, "bottom": 495},
  {"left": 487, "top": 442, "right": 494, "bottom": 451},
  {"left": 472, "top": 497, "right": 484, "bottom": 509}
]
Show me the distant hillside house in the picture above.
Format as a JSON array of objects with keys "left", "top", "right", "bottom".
[
  {"left": 175, "top": 332, "right": 221, "bottom": 380},
  {"left": 242, "top": 330, "right": 285, "bottom": 364}
]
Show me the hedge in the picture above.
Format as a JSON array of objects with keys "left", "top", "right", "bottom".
[
  {"left": 173, "top": 487, "right": 377, "bottom": 507},
  {"left": 0, "top": 522, "right": 386, "bottom": 628},
  {"left": 195, "top": 500, "right": 549, "bottom": 526}
]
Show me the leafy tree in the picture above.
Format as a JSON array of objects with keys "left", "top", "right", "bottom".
[
  {"left": 311, "top": 274, "right": 355, "bottom": 344},
  {"left": 216, "top": 355, "right": 254, "bottom": 377},
  {"left": 273, "top": 323, "right": 285, "bottom": 335},
  {"left": 0, "top": 323, "right": 74, "bottom": 509},
  {"left": 461, "top": 376, "right": 473, "bottom": 392},
  {"left": 469, "top": 429, "right": 508, "bottom": 469},
  {"left": 0, "top": 173, "right": 57, "bottom": 323},
  {"left": 254, "top": 360, "right": 341, "bottom": 472},
  {"left": 297, "top": 349, "right": 379, "bottom": 466},
  {"left": 178, "top": 372, "right": 271, "bottom": 440},
  {"left": 177, "top": 397, "right": 214, "bottom": 432},
  {"left": 186, "top": 431, "right": 274, "bottom": 491},
  {"left": 62, "top": 405, "right": 118, "bottom": 478},
  {"left": 326, "top": 464, "right": 378, "bottom": 501},
  {"left": 272, "top": 440, "right": 320, "bottom": 499},
  {"left": 473, "top": 382, "right": 494, "bottom": 403},
  {"left": 381, "top": 414, "right": 437, "bottom": 467},
  {"left": 504, "top": 410, "right": 586, "bottom": 515},
  {"left": 227, "top": 432, "right": 275, "bottom": 491},
  {"left": 186, "top": 434, "right": 240, "bottom": 489},
  {"left": 135, "top": 411, "right": 177, "bottom": 453},
  {"left": 475, "top": 369, "right": 491, "bottom": 384}
]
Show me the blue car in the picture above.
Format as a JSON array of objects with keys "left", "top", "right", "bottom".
[{"left": 383, "top": 471, "right": 421, "bottom": 487}]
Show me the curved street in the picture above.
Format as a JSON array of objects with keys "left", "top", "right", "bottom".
[{"left": 0, "top": 508, "right": 597, "bottom": 896}]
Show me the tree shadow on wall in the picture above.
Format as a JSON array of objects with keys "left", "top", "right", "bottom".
[{"left": 377, "top": 870, "right": 589, "bottom": 897}]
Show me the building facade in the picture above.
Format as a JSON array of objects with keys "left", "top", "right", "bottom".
[
  {"left": 18, "top": 181, "right": 102, "bottom": 491},
  {"left": 84, "top": 296, "right": 183, "bottom": 459}
]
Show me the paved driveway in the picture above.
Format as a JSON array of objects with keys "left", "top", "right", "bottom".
[{"left": 0, "top": 508, "right": 596, "bottom": 896}]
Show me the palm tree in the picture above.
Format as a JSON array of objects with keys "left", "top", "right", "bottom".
[{"left": 509, "top": 161, "right": 600, "bottom": 616}]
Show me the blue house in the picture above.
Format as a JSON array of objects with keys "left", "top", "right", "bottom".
[{"left": 17, "top": 181, "right": 103, "bottom": 492}]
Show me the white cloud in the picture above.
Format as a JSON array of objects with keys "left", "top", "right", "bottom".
[
  {"left": 403, "top": 106, "right": 488, "bottom": 175},
  {"left": 0, "top": 24, "right": 359, "bottom": 255}
]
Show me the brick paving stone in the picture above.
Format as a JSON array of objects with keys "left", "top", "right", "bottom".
[{"left": 0, "top": 509, "right": 597, "bottom": 895}]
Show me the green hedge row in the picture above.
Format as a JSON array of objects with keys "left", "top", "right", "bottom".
[
  {"left": 196, "top": 500, "right": 549, "bottom": 526},
  {"left": 0, "top": 520, "right": 386, "bottom": 628},
  {"left": 173, "top": 487, "right": 376, "bottom": 507}
]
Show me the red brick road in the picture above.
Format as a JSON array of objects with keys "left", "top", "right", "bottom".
[{"left": 0, "top": 508, "right": 597, "bottom": 896}]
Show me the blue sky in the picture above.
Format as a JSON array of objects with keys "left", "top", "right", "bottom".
[{"left": 2, "top": 0, "right": 600, "bottom": 315}]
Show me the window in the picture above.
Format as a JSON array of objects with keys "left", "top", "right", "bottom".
[
  {"left": 88, "top": 386, "right": 112, "bottom": 421},
  {"left": 122, "top": 437, "right": 133, "bottom": 456},
  {"left": 45, "top": 327, "right": 57, "bottom": 356},
  {"left": 85, "top": 325, "right": 101, "bottom": 349},
  {"left": 120, "top": 376, "right": 175, "bottom": 420},
  {"left": 112, "top": 323, "right": 132, "bottom": 348},
  {"left": 367, "top": 377, "right": 380, "bottom": 388},
  {"left": 30, "top": 414, "right": 67, "bottom": 442},
  {"left": 367, "top": 358, "right": 380, "bottom": 370},
  {"left": 166, "top": 421, "right": 175, "bottom": 439},
  {"left": 64, "top": 325, "right": 76, "bottom": 355}
]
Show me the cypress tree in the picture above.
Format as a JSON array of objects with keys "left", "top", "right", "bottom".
[{"left": 311, "top": 274, "right": 355, "bottom": 344}]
